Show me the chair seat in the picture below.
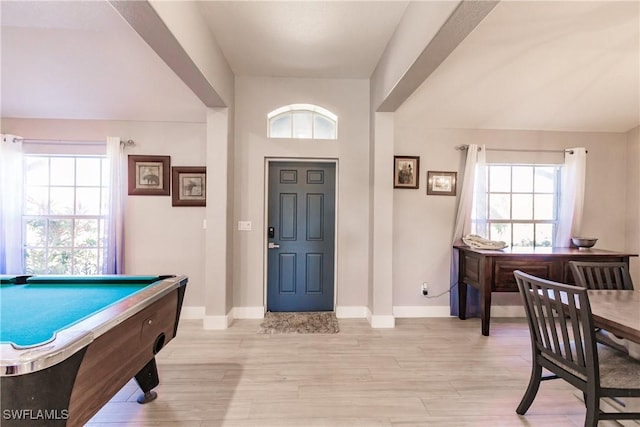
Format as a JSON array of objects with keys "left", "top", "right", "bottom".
[
  {"left": 544, "top": 344, "right": 640, "bottom": 389},
  {"left": 598, "top": 345, "right": 640, "bottom": 389}
]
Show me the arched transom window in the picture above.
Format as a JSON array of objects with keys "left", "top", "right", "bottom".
[{"left": 268, "top": 104, "right": 337, "bottom": 140}]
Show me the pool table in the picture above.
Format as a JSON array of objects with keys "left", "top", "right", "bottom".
[{"left": 0, "top": 274, "right": 188, "bottom": 427}]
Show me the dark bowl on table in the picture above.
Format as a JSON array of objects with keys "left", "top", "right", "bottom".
[{"left": 571, "top": 237, "right": 598, "bottom": 249}]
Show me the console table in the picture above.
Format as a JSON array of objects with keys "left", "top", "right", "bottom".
[{"left": 453, "top": 245, "right": 637, "bottom": 336}]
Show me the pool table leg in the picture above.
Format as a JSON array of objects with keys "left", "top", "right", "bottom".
[{"left": 134, "top": 358, "right": 160, "bottom": 404}]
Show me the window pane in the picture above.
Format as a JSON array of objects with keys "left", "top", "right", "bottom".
[
  {"left": 25, "top": 219, "right": 47, "bottom": 246},
  {"left": 534, "top": 167, "right": 556, "bottom": 193},
  {"left": 75, "top": 219, "right": 99, "bottom": 247},
  {"left": 489, "top": 194, "right": 510, "bottom": 219},
  {"left": 534, "top": 194, "right": 555, "bottom": 220},
  {"left": 513, "top": 223, "right": 534, "bottom": 247},
  {"left": 314, "top": 114, "right": 336, "bottom": 139},
  {"left": 535, "top": 224, "right": 554, "bottom": 247},
  {"left": 25, "top": 187, "right": 49, "bottom": 215},
  {"left": 512, "top": 166, "right": 533, "bottom": 192},
  {"left": 50, "top": 187, "right": 75, "bottom": 214},
  {"left": 50, "top": 157, "right": 75, "bottom": 186},
  {"left": 101, "top": 188, "right": 109, "bottom": 215},
  {"left": 270, "top": 114, "right": 291, "bottom": 138},
  {"left": 101, "top": 158, "right": 109, "bottom": 185},
  {"left": 292, "top": 112, "right": 313, "bottom": 139},
  {"left": 48, "top": 249, "right": 72, "bottom": 274},
  {"left": 490, "top": 223, "right": 511, "bottom": 246},
  {"left": 99, "top": 219, "right": 107, "bottom": 247},
  {"left": 489, "top": 166, "right": 511, "bottom": 192},
  {"left": 25, "top": 249, "right": 46, "bottom": 274},
  {"left": 25, "top": 157, "right": 49, "bottom": 185},
  {"left": 512, "top": 194, "right": 533, "bottom": 220},
  {"left": 48, "top": 219, "right": 72, "bottom": 246},
  {"left": 76, "top": 158, "right": 101, "bottom": 186},
  {"left": 21, "top": 154, "right": 108, "bottom": 275},
  {"left": 73, "top": 249, "right": 98, "bottom": 275},
  {"left": 76, "top": 187, "right": 101, "bottom": 215}
]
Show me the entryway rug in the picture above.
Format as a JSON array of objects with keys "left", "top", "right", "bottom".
[{"left": 257, "top": 311, "right": 339, "bottom": 334}]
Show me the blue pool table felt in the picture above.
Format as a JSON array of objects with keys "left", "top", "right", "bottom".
[{"left": 0, "top": 277, "right": 159, "bottom": 348}]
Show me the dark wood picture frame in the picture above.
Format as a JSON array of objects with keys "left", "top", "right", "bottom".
[
  {"left": 427, "top": 171, "right": 457, "bottom": 196},
  {"left": 127, "top": 155, "right": 171, "bottom": 196},
  {"left": 172, "top": 166, "right": 206, "bottom": 207},
  {"left": 393, "top": 156, "right": 420, "bottom": 189}
]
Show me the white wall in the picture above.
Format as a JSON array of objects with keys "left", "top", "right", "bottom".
[
  {"left": 1, "top": 118, "right": 208, "bottom": 309},
  {"left": 232, "top": 77, "right": 370, "bottom": 314},
  {"left": 391, "top": 120, "right": 632, "bottom": 311},
  {"left": 627, "top": 126, "right": 640, "bottom": 281}
]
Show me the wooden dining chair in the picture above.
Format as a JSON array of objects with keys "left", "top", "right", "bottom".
[
  {"left": 569, "top": 261, "right": 634, "bottom": 290},
  {"left": 514, "top": 270, "right": 640, "bottom": 427}
]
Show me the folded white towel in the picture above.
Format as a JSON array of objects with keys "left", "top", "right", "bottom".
[{"left": 462, "top": 234, "right": 508, "bottom": 250}]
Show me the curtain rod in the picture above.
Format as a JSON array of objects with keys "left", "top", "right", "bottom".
[
  {"left": 2, "top": 134, "right": 135, "bottom": 146},
  {"left": 455, "top": 145, "right": 587, "bottom": 154}
]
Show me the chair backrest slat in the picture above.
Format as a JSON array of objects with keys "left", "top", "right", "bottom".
[
  {"left": 569, "top": 261, "right": 634, "bottom": 290},
  {"left": 515, "top": 270, "right": 598, "bottom": 381}
]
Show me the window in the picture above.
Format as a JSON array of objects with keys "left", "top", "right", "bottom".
[
  {"left": 268, "top": 104, "right": 337, "bottom": 139},
  {"left": 473, "top": 164, "right": 561, "bottom": 247},
  {"left": 23, "top": 154, "right": 109, "bottom": 274}
]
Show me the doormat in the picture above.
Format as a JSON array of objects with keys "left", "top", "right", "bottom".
[{"left": 257, "top": 311, "right": 339, "bottom": 334}]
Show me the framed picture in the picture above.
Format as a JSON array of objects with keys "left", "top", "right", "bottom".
[
  {"left": 172, "top": 166, "right": 206, "bottom": 206},
  {"left": 393, "top": 156, "right": 420, "bottom": 189},
  {"left": 128, "top": 155, "right": 171, "bottom": 196},
  {"left": 427, "top": 171, "right": 457, "bottom": 196}
]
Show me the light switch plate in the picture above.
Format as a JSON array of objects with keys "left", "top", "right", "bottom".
[{"left": 238, "top": 221, "right": 252, "bottom": 231}]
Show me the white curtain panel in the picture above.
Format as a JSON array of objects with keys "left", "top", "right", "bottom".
[
  {"left": 104, "top": 136, "right": 126, "bottom": 274},
  {"left": 555, "top": 147, "right": 587, "bottom": 247},
  {"left": 0, "top": 137, "right": 24, "bottom": 274},
  {"left": 451, "top": 144, "right": 487, "bottom": 243},
  {"left": 450, "top": 144, "right": 486, "bottom": 316}
]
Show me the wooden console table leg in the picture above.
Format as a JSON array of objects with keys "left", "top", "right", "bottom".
[
  {"left": 480, "top": 286, "right": 492, "bottom": 336},
  {"left": 458, "top": 282, "right": 467, "bottom": 320}
]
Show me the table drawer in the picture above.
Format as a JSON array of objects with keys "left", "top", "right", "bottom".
[{"left": 493, "top": 260, "right": 555, "bottom": 291}]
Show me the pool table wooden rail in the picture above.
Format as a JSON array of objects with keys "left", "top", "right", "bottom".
[
  {"left": 0, "top": 275, "right": 187, "bottom": 427},
  {"left": 0, "top": 275, "right": 186, "bottom": 375}
]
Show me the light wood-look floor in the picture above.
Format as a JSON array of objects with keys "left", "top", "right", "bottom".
[{"left": 87, "top": 317, "right": 630, "bottom": 427}]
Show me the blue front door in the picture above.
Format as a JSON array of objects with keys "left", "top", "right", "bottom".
[{"left": 267, "top": 162, "right": 336, "bottom": 312}]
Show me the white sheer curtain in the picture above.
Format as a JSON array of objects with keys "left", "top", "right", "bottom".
[
  {"left": 450, "top": 144, "right": 486, "bottom": 316},
  {"left": 0, "top": 136, "right": 24, "bottom": 274},
  {"left": 555, "top": 147, "right": 587, "bottom": 247},
  {"left": 103, "top": 136, "right": 126, "bottom": 274}
]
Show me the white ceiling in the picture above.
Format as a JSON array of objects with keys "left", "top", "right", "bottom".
[
  {"left": 1, "top": 1, "right": 639, "bottom": 133},
  {"left": 0, "top": 0, "right": 207, "bottom": 123},
  {"left": 398, "top": 1, "right": 640, "bottom": 133},
  {"left": 199, "top": 1, "right": 408, "bottom": 78}
]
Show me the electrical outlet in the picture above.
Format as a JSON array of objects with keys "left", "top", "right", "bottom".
[{"left": 421, "top": 282, "right": 428, "bottom": 296}]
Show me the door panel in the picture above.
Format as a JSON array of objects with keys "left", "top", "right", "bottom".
[{"left": 267, "top": 162, "right": 335, "bottom": 312}]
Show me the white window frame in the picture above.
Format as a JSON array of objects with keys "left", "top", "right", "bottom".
[
  {"left": 22, "top": 153, "right": 109, "bottom": 274},
  {"left": 473, "top": 163, "right": 562, "bottom": 248},
  {"left": 267, "top": 104, "right": 338, "bottom": 139}
]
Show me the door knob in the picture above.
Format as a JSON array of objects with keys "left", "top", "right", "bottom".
[{"left": 268, "top": 242, "right": 280, "bottom": 249}]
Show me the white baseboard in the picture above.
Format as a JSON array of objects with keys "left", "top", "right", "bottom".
[
  {"left": 392, "top": 305, "right": 525, "bottom": 318},
  {"left": 187, "top": 305, "right": 523, "bottom": 328},
  {"left": 393, "top": 306, "right": 452, "bottom": 318},
  {"left": 203, "top": 311, "right": 233, "bottom": 330},
  {"left": 180, "top": 306, "right": 205, "bottom": 319},
  {"left": 234, "top": 306, "right": 265, "bottom": 319},
  {"left": 367, "top": 308, "right": 395, "bottom": 328},
  {"left": 335, "top": 305, "right": 368, "bottom": 318}
]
